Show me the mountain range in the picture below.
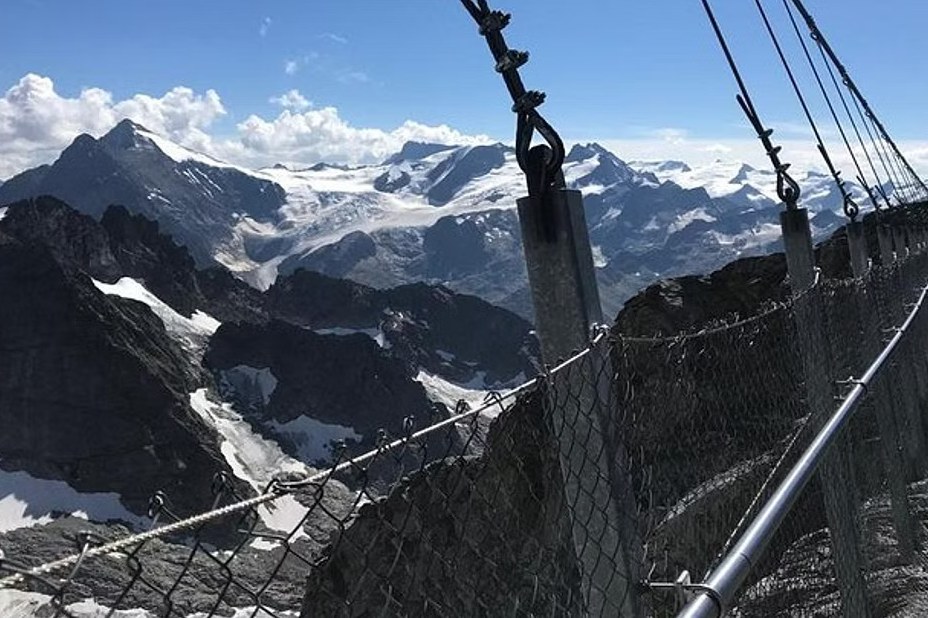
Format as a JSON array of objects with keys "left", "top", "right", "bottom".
[
  {"left": 0, "top": 194, "right": 535, "bottom": 535},
  {"left": 0, "top": 119, "right": 861, "bottom": 319}
]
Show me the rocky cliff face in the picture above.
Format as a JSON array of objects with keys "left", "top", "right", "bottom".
[
  {"left": 204, "top": 320, "right": 436, "bottom": 450},
  {"left": 300, "top": 388, "right": 583, "bottom": 617},
  {"left": 0, "top": 195, "right": 537, "bottom": 525},
  {"left": 0, "top": 226, "right": 226, "bottom": 515}
]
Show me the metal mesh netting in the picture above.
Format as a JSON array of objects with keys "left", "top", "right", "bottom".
[
  {"left": 612, "top": 292, "right": 810, "bottom": 615},
  {"left": 0, "top": 339, "right": 645, "bottom": 617},
  {"left": 6, "top": 227, "right": 928, "bottom": 617},
  {"left": 623, "top": 245, "right": 928, "bottom": 617},
  {"left": 728, "top": 251, "right": 928, "bottom": 617}
]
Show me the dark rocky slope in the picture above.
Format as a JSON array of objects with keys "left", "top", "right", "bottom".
[
  {"left": 0, "top": 195, "right": 538, "bottom": 519},
  {"left": 204, "top": 320, "right": 435, "bottom": 449},
  {"left": 0, "top": 230, "right": 226, "bottom": 515},
  {"left": 0, "top": 119, "right": 287, "bottom": 266}
]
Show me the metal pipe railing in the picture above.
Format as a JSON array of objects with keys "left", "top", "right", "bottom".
[{"left": 678, "top": 277, "right": 928, "bottom": 617}]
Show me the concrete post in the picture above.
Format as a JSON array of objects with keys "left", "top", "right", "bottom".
[
  {"left": 878, "top": 225, "right": 895, "bottom": 267},
  {"left": 909, "top": 227, "right": 923, "bottom": 254},
  {"left": 517, "top": 188, "right": 641, "bottom": 618},
  {"left": 846, "top": 221, "right": 869, "bottom": 278},
  {"left": 781, "top": 208, "right": 870, "bottom": 617},
  {"left": 847, "top": 220, "right": 917, "bottom": 562},
  {"left": 893, "top": 226, "right": 909, "bottom": 261}
]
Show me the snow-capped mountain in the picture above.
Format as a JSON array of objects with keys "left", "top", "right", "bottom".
[
  {"left": 0, "top": 120, "right": 861, "bottom": 319},
  {"left": 0, "top": 195, "right": 535, "bottom": 530},
  {"left": 630, "top": 158, "right": 869, "bottom": 218}
]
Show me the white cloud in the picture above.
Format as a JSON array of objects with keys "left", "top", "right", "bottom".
[
  {"left": 318, "top": 32, "right": 348, "bottom": 45},
  {"left": 0, "top": 74, "right": 225, "bottom": 178},
  {"left": 284, "top": 60, "right": 300, "bottom": 75},
  {"left": 0, "top": 74, "right": 491, "bottom": 178},
  {"left": 233, "top": 111, "right": 491, "bottom": 166},
  {"left": 651, "top": 127, "right": 689, "bottom": 144},
  {"left": 259, "top": 17, "right": 272, "bottom": 37},
  {"left": 269, "top": 89, "right": 311, "bottom": 111},
  {"left": 2, "top": 73, "right": 926, "bottom": 188}
]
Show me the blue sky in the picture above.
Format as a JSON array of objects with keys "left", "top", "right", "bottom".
[{"left": 1, "top": 0, "right": 926, "bottom": 177}]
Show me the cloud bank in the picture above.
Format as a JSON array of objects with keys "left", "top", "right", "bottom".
[
  {"left": 0, "top": 74, "right": 491, "bottom": 179},
  {"left": 2, "top": 73, "right": 927, "bottom": 185}
]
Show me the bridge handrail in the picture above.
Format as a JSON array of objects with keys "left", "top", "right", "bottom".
[{"left": 677, "top": 274, "right": 928, "bottom": 617}]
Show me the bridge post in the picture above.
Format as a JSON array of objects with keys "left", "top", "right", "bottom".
[
  {"left": 847, "top": 220, "right": 917, "bottom": 562},
  {"left": 878, "top": 224, "right": 895, "bottom": 267},
  {"left": 846, "top": 221, "right": 869, "bottom": 277},
  {"left": 517, "top": 188, "right": 641, "bottom": 618},
  {"left": 781, "top": 208, "right": 870, "bottom": 618},
  {"left": 893, "top": 226, "right": 909, "bottom": 261}
]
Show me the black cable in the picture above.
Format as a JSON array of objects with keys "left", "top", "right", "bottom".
[
  {"left": 875, "top": 123, "right": 917, "bottom": 204},
  {"left": 752, "top": 0, "right": 857, "bottom": 218},
  {"left": 853, "top": 92, "right": 905, "bottom": 204},
  {"left": 699, "top": 0, "right": 800, "bottom": 208},
  {"left": 815, "top": 46, "right": 890, "bottom": 208},
  {"left": 781, "top": 0, "right": 876, "bottom": 212},
  {"left": 789, "top": 0, "right": 928, "bottom": 205}
]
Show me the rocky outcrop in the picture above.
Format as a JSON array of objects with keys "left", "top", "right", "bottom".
[
  {"left": 0, "top": 232, "right": 226, "bottom": 515},
  {"left": 204, "top": 320, "right": 435, "bottom": 445},
  {"left": 615, "top": 253, "right": 789, "bottom": 336},
  {"left": 300, "top": 389, "right": 583, "bottom": 617},
  {"left": 267, "top": 269, "right": 538, "bottom": 386}
]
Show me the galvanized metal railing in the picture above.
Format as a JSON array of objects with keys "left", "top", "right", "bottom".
[{"left": 677, "top": 276, "right": 928, "bottom": 617}]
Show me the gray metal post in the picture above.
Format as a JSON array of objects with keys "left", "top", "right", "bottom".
[
  {"left": 878, "top": 224, "right": 895, "bottom": 266},
  {"left": 893, "top": 226, "right": 909, "bottom": 261},
  {"left": 848, "top": 220, "right": 917, "bottom": 561},
  {"left": 781, "top": 208, "right": 870, "bottom": 617},
  {"left": 846, "top": 221, "right": 869, "bottom": 277},
  {"left": 517, "top": 188, "right": 641, "bottom": 618},
  {"left": 908, "top": 226, "right": 922, "bottom": 254}
]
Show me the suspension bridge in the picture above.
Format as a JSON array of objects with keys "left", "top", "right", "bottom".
[{"left": 3, "top": 0, "right": 928, "bottom": 616}]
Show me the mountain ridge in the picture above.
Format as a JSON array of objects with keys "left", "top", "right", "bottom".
[{"left": 0, "top": 120, "right": 863, "bottom": 319}]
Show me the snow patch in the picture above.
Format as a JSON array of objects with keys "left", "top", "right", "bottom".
[
  {"left": 315, "top": 326, "right": 390, "bottom": 349},
  {"left": 0, "top": 590, "right": 297, "bottom": 617},
  {"left": 92, "top": 278, "right": 220, "bottom": 353},
  {"left": 0, "top": 468, "right": 144, "bottom": 533},
  {"left": 267, "top": 416, "right": 362, "bottom": 465},
  {"left": 415, "top": 370, "right": 493, "bottom": 417},
  {"left": 0, "top": 207, "right": 8, "bottom": 222},
  {"left": 710, "top": 223, "right": 782, "bottom": 248},
  {"left": 668, "top": 208, "right": 717, "bottom": 234},
  {"left": 188, "top": 389, "right": 308, "bottom": 534},
  {"left": 591, "top": 245, "right": 607, "bottom": 268}
]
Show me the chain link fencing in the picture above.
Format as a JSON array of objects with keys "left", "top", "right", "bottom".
[
  {"left": 638, "top": 234, "right": 928, "bottom": 617},
  {"left": 6, "top": 221, "right": 928, "bottom": 617},
  {"left": 0, "top": 335, "right": 647, "bottom": 618}
]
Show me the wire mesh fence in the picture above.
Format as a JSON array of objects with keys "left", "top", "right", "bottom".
[
  {"left": 637, "top": 237, "right": 928, "bottom": 617},
  {"left": 7, "top": 218, "right": 928, "bottom": 617},
  {"left": 0, "top": 336, "right": 646, "bottom": 618}
]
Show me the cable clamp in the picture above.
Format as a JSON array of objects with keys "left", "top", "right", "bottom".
[
  {"left": 511, "top": 90, "right": 546, "bottom": 114},
  {"left": 495, "top": 49, "right": 529, "bottom": 73},
  {"left": 834, "top": 376, "right": 868, "bottom": 400},
  {"left": 478, "top": 10, "right": 510, "bottom": 35}
]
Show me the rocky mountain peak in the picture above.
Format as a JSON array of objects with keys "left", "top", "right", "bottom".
[
  {"left": 732, "top": 163, "right": 758, "bottom": 184},
  {"left": 98, "top": 118, "right": 158, "bottom": 154},
  {"left": 383, "top": 141, "right": 457, "bottom": 165},
  {"left": 565, "top": 142, "right": 616, "bottom": 163}
]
